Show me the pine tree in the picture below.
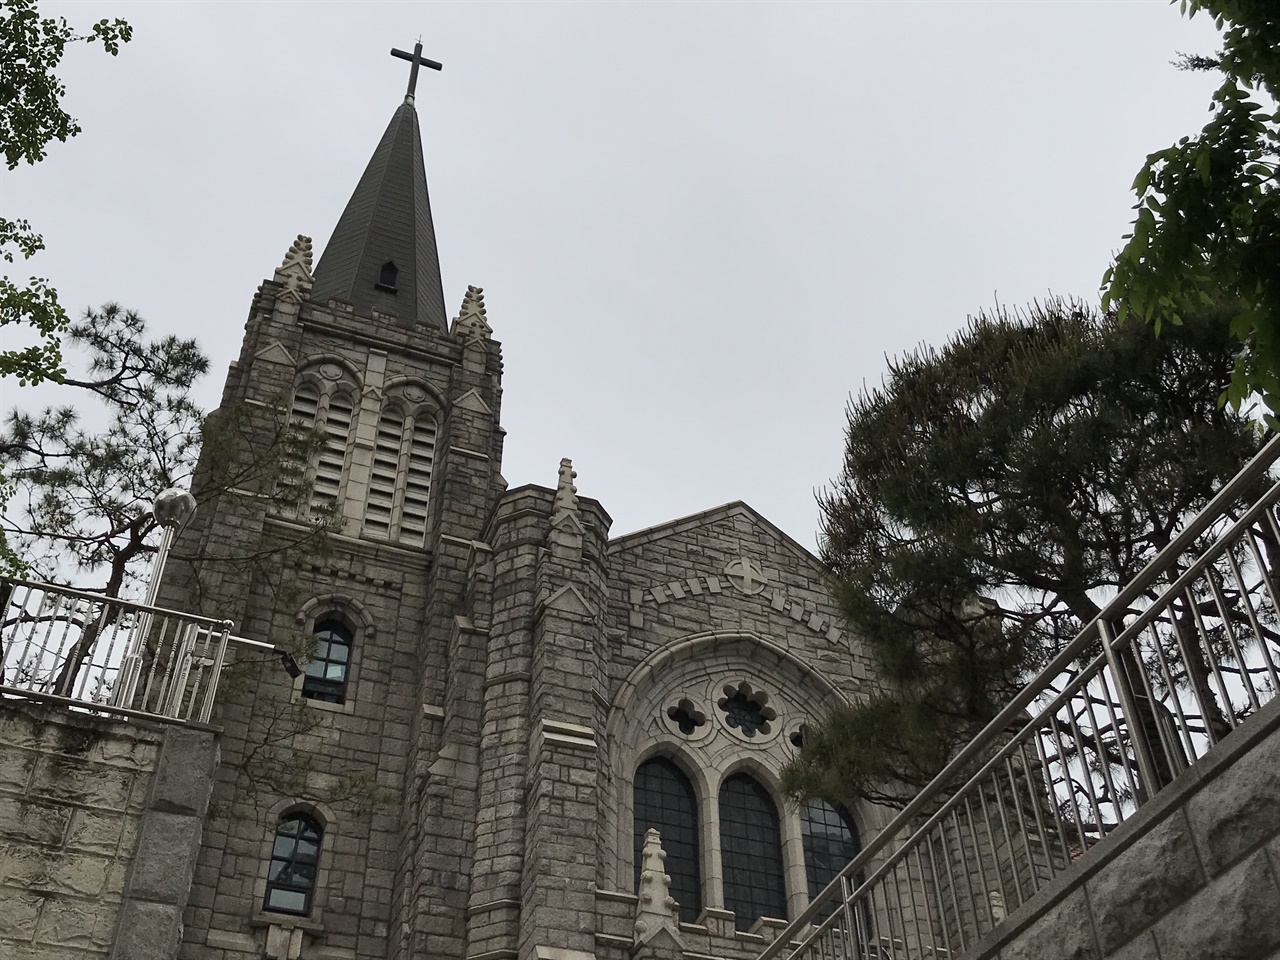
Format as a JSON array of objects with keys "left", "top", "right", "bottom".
[{"left": 781, "top": 298, "right": 1267, "bottom": 808}]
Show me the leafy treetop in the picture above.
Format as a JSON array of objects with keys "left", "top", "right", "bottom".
[
  {"left": 0, "top": 0, "right": 132, "bottom": 385},
  {"left": 1103, "top": 1, "right": 1280, "bottom": 409}
]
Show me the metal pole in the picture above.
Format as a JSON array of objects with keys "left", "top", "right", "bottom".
[{"left": 111, "top": 488, "right": 195, "bottom": 710}]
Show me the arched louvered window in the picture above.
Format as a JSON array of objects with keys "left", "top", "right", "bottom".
[
  {"left": 278, "top": 382, "right": 320, "bottom": 511},
  {"left": 719, "top": 773, "right": 786, "bottom": 930},
  {"left": 264, "top": 812, "right": 323, "bottom": 915},
  {"left": 302, "top": 619, "right": 352, "bottom": 704},
  {"left": 363, "top": 407, "right": 405, "bottom": 540},
  {"left": 801, "top": 800, "right": 862, "bottom": 922},
  {"left": 361, "top": 407, "right": 436, "bottom": 546},
  {"left": 399, "top": 418, "right": 435, "bottom": 543},
  {"left": 311, "top": 392, "right": 354, "bottom": 515},
  {"left": 281, "top": 378, "right": 355, "bottom": 521},
  {"left": 634, "top": 757, "right": 701, "bottom": 923}
]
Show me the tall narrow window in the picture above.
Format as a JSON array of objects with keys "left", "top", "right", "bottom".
[
  {"left": 277, "top": 383, "right": 321, "bottom": 512},
  {"left": 634, "top": 757, "right": 701, "bottom": 923},
  {"left": 361, "top": 406, "right": 435, "bottom": 546},
  {"left": 398, "top": 419, "right": 435, "bottom": 545},
  {"left": 302, "top": 619, "right": 352, "bottom": 704},
  {"left": 719, "top": 773, "right": 786, "bottom": 930},
  {"left": 311, "top": 392, "right": 354, "bottom": 516},
  {"left": 363, "top": 408, "right": 404, "bottom": 540},
  {"left": 801, "top": 800, "right": 861, "bottom": 922},
  {"left": 264, "top": 812, "right": 322, "bottom": 915}
]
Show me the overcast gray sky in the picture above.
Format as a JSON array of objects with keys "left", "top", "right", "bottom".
[{"left": 6, "top": 1, "right": 1223, "bottom": 548}]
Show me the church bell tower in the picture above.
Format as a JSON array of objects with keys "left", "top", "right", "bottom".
[
  {"left": 172, "top": 41, "right": 514, "bottom": 960},
  {"left": 170, "top": 38, "right": 868, "bottom": 960}
]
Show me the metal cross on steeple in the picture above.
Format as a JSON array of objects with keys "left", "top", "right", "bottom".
[{"left": 390, "top": 39, "right": 442, "bottom": 100}]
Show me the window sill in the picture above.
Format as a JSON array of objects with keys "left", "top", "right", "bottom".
[
  {"left": 250, "top": 909, "right": 325, "bottom": 933},
  {"left": 294, "top": 692, "right": 357, "bottom": 715}
]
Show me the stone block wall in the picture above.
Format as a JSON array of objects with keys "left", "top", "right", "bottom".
[
  {"left": 0, "top": 699, "right": 217, "bottom": 960},
  {"left": 970, "top": 696, "right": 1280, "bottom": 960}
]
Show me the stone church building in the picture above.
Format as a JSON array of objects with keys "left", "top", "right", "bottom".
[{"left": 160, "top": 57, "right": 879, "bottom": 960}]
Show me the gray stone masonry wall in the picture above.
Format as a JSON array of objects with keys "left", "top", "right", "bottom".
[
  {"left": 401, "top": 297, "right": 505, "bottom": 960},
  {"left": 0, "top": 700, "right": 215, "bottom": 960},
  {"left": 968, "top": 694, "right": 1280, "bottom": 960},
  {"left": 519, "top": 489, "right": 612, "bottom": 960},
  {"left": 173, "top": 279, "right": 477, "bottom": 960},
  {"left": 592, "top": 501, "right": 896, "bottom": 960}
]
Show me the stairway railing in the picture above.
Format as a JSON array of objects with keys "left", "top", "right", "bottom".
[{"left": 760, "top": 434, "right": 1280, "bottom": 960}]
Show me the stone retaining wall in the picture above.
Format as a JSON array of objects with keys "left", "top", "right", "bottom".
[
  {"left": 969, "top": 696, "right": 1280, "bottom": 960},
  {"left": 0, "top": 699, "right": 217, "bottom": 960}
]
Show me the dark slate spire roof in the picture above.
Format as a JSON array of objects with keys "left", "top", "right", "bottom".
[{"left": 309, "top": 98, "right": 446, "bottom": 330}]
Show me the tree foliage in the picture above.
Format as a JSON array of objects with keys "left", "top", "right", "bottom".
[
  {"left": 781, "top": 299, "right": 1266, "bottom": 808},
  {"left": 0, "top": 0, "right": 131, "bottom": 384},
  {"left": 1103, "top": 1, "right": 1280, "bottom": 409},
  {"left": 0, "top": 304, "right": 323, "bottom": 599}
]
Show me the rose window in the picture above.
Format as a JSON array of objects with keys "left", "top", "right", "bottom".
[{"left": 717, "top": 681, "right": 776, "bottom": 738}]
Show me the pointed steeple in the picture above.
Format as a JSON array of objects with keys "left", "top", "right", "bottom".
[{"left": 310, "top": 99, "right": 447, "bottom": 330}]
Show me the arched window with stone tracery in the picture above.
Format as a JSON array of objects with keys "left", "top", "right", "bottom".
[
  {"left": 719, "top": 772, "right": 787, "bottom": 930},
  {"left": 633, "top": 757, "right": 701, "bottom": 922}
]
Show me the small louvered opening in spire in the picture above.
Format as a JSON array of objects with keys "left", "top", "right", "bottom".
[{"left": 377, "top": 261, "right": 398, "bottom": 293}]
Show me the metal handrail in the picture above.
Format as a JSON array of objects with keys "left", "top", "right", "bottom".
[
  {"left": 761, "top": 432, "right": 1280, "bottom": 960},
  {"left": 0, "top": 576, "right": 252, "bottom": 725}
]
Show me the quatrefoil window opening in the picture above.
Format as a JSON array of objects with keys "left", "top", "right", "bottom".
[
  {"left": 667, "top": 698, "right": 706, "bottom": 736},
  {"left": 717, "top": 681, "right": 776, "bottom": 738}
]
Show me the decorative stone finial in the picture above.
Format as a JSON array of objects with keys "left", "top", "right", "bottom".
[
  {"left": 554, "top": 458, "right": 578, "bottom": 515},
  {"left": 274, "top": 235, "right": 314, "bottom": 302},
  {"left": 633, "top": 828, "right": 682, "bottom": 948},
  {"left": 549, "top": 457, "right": 585, "bottom": 557},
  {"left": 451, "top": 285, "right": 492, "bottom": 342}
]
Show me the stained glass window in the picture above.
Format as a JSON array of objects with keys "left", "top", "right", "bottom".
[
  {"left": 719, "top": 773, "right": 786, "bottom": 930},
  {"left": 264, "top": 812, "right": 322, "bottom": 915},
  {"left": 302, "top": 619, "right": 352, "bottom": 704},
  {"left": 634, "top": 757, "right": 701, "bottom": 922},
  {"left": 801, "top": 800, "right": 862, "bottom": 922}
]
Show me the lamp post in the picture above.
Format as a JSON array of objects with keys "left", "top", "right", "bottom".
[{"left": 111, "top": 488, "right": 197, "bottom": 710}]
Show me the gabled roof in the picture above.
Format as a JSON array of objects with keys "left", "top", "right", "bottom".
[
  {"left": 608, "top": 500, "right": 822, "bottom": 570},
  {"left": 309, "top": 99, "right": 447, "bottom": 331}
]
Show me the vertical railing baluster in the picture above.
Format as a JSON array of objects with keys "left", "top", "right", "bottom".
[
  {"left": 1242, "top": 528, "right": 1280, "bottom": 694},
  {"left": 1206, "top": 565, "right": 1262, "bottom": 713},
  {"left": 923, "top": 830, "right": 953, "bottom": 959},
  {"left": 1097, "top": 619, "right": 1162, "bottom": 803}
]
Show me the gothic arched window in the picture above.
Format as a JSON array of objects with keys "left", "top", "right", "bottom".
[
  {"left": 302, "top": 619, "right": 353, "bottom": 704},
  {"left": 362, "top": 402, "right": 436, "bottom": 546},
  {"left": 801, "top": 799, "right": 862, "bottom": 922},
  {"left": 633, "top": 757, "right": 701, "bottom": 923},
  {"left": 264, "top": 812, "right": 323, "bottom": 915},
  {"left": 719, "top": 772, "right": 786, "bottom": 930}
]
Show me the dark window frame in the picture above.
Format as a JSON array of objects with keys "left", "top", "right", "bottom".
[
  {"left": 719, "top": 771, "right": 787, "bottom": 930},
  {"left": 633, "top": 756, "right": 702, "bottom": 923},
  {"left": 376, "top": 261, "right": 398, "bottom": 292},
  {"left": 301, "top": 617, "right": 354, "bottom": 704},
  {"left": 801, "top": 799, "right": 862, "bottom": 923},
  {"left": 264, "top": 812, "right": 323, "bottom": 916}
]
